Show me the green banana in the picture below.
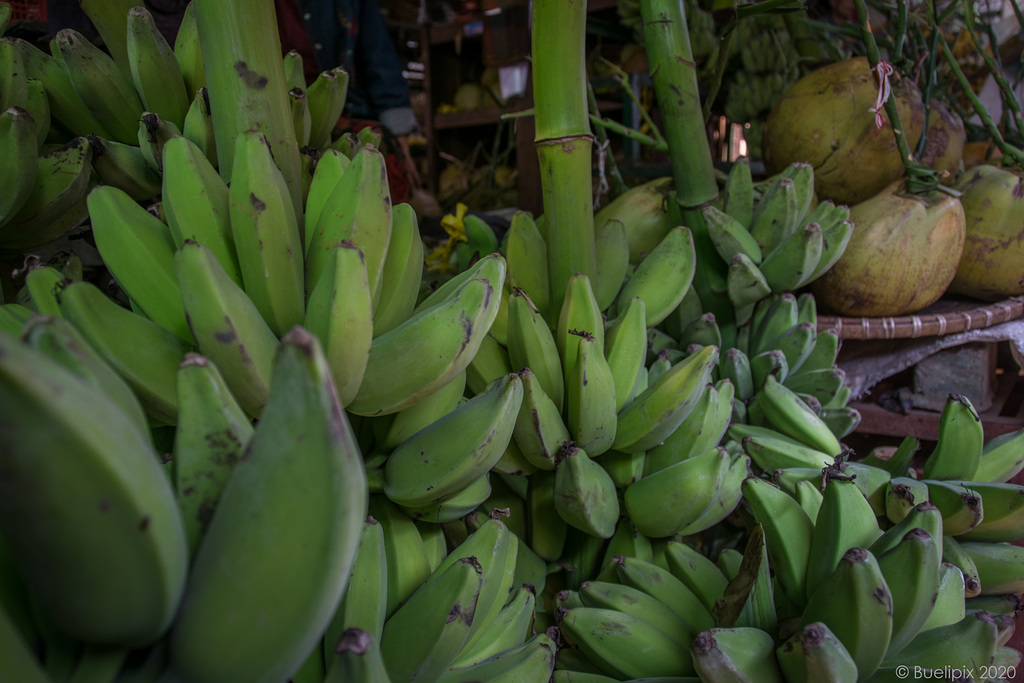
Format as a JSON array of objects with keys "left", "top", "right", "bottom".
[
  {"left": 881, "top": 610, "right": 1001, "bottom": 673},
  {"left": 973, "top": 427, "right": 1024, "bottom": 483},
  {"left": 614, "top": 556, "right": 714, "bottom": 635},
  {"left": 87, "top": 134, "right": 163, "bottom": 202},
  {"left": 664, "top": 541, "right": 729, "bottom": 614},
  {"left": 884, "top": 476, "right": 930, "bottom": 523},
  {"left": 324, "top": 628, "right": 391, "bottom": 683},
  {"left": 440, "top": 632, "right": 557, "bottom": 683},
  {"left": 566, "top": 331, "right": 618, "bottom": 456},
  {"left": 921, "top": 393, "right": 985, "bottom": 481},
  {"left": 749, "top": 175, "right": 801, "bottom": 255},
  {"left": 373, "top": 202, "right": 425, "bottom": 337},
  {"left": 876, "top": 527, "right": 942, "bottom": 657},
  {"left": 229, "top": 128, "right": 305, "bottom": 336},
  {"left": 383, "top": 370, "right": 466, "bottom": 450},
  {"left": 613, "top": 344, "right": 719, "bottom": 453},
  {"left": 952, "top": 480, "right": 1024, "bottom": 542},
  {"left": 348, "top": 259, "right": 503, "bottom": 417},
  {"left": 559, "top": 607, "right": 693, "bottom": 679},
  {"left": 175, "top": 239, "right": 278, "bottom": 419},
  {"left": 126, "top": 5, "right": 190, "bottom": 129},
  {"left": 181, "top": 86, "right": 216, "bottom": 162},
  {"left": 722, "top": 156, "right": 754, "bottom": 226},
  {"left": 644, "top": 379, "right": 727, "bottom": 473},
  {"left": 0, "top": 106, "right": 38, "bottom": 228},
  {"left": 380, "top": 558, "right": 482, "bottom": 682},
  {"left": 507, "top": 287, "right": 565, "bottom": 410},
  {"left": 160, "top": 134, "right": 242, "bottom": 286},
  {"left": 0, "top": 598, "right": 49, "bottom": 683},
  {"left": 526, "top": 469, "right": 568, "bottom": 561},
  {"left": 741, "top": 476, "right": 814, "bottom": 608},
  {"left": 554, "top": 442, "right": 620, "bottom": 538},
  {"left": 303, "top": 243, "right": 373, "bottom": 407},
  {"left": 923, "top": 479, "right": 985, "bottom": 535},
  {"left": 625, "top": 446, "right": 729, "bottom": 538},
  {"left": 400, "top": 473, "right": 493, "bottom": 523},
  {"left": 805, "top": 473, "right": 884, "bottom": 602},
  {"left": 741, "top": 432, "right": 835, "bottom": 472},
  {"left": 615, "top": 226, "right": 696, "bottom": 327},
  {"left": 367, "top": 495, "right": 432, "bottom": 619},
  {"left": 58, "top": 280, "right": 190, "bottom": 425},
  {"left": 303, "top": 147, "right": 349, "bottom": 252},
  {"left": 691, "top": 627, "right": 785, "bottom": 682},
  {"left": 603, "top": 296, "right": 648, "bottom": 411},
  {"left": 87, "top": 184, "right": 193, "bottom": 344},
  {"left": 775, "top": 622, "right": 858, "bottom": 683},
  {"left": 305, "top": 67, "right": 349, "bottom": 150},
  {"left": 383, "top": 372, "right": 522, "bottom": 507},
  {"left": 171, "top": 352, "right": 253, "bottom": 557},
  {"left": 557, "top": 272, "right": 605, "bottom": 387},
  {"left": 449, "top": 583, "right": 536, "bottom": 668},
  {"left": 504, "top": 210, "right": 550, "bottom": 318},
  {"left": 705, "top": 203, "right": 763, "bottom": 264},
  {"left": 760, "top": 374, "right": 842, "bottom": 455},
  {"left": 958, "top": 541, "right": 1024, "bottom": 595},
  {"left": 726, "top": 252, "right": 773, "bottom": 325},
  {"left": 0, "top": 330, "right": 188, "bottom": 646},
  {"left": 466, "top": 332, "right": 512, "bottom": 396},
  {"left": 168, "top": 328, "right": 367, "bottom": 683},
  {"left": 759, "top": 221, "right": 823, "bottom": 293},
  {"left": 594, "top": 218, "right": 631, "bottom": 311},
  {"left": 919, "top": 562, "right": 967, "bottom": 632}
]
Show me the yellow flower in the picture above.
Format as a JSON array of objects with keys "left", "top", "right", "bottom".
[{"left": 425, "top": 203, "right": 469, "bottom": 274}]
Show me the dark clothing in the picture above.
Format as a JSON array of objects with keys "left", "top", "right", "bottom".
[{"left": 290, "top": 0, "right": 417, "bottom": 134}]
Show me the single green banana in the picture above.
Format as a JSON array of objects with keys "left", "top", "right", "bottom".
[
  {"left": 579, "top": 580, "right": 695, "bottom": 649},
  {"left": 0, "top": 330, "right": 188, "bottom": 646},
  {"left": 168, "top": 327, "right": 367, "bottom": 683},
  {"left": 400, "top": 473, "right": 492, "bottom": 523},
  {"left": 229, "top": 128, "right": 305, "bottom": 336},
  {"left": 958, "top": 541, "right": 1024, "bottom": 596},
  {"left": 705, "top": 203, "right": 763, "bottom": 264},
  {"left": 678, "top": 451, "right": 750, "bottom": 535},
  {"left": 367, "top": 495, "right": 432, "bottom": 619},
  {"left": 289, "top": 86, "right": 311, "bottom": 148},
  {"left": 939, "top": 533, "right": 982, "bottom": 599},
  {"left": 781, "top": 366, "right": 847, "bottom": 408},
  {"left": 748, "top": 293, "right": 799, "bottom": 358},
  {"left": 175, "top": 240, "right": 279, "bottom": 419},
  {"left": 775, "top": 622, "right": 858, "bottom": 683},
  {"left": 125, "top": 6, "right": 190, "bottom": 129},
  {"left": 303, "top": 242, "right": 373, "bottom": 406},
  {"left": 644, "top": 380, "right": 721, "bottom": 473},
  {"left": 58, "top": 280, "right": 190, "bottom": 425},
  {"left": 303, "top": 147, "right": 349, "bottom": 251},
  {"left": 877, "top": 528, "right": 942, "bottom": 657},
  {"left": 603, "top": 296, "right": 648, "bottom": 411},
  {"left": 722, "top": 156, "right": 754, "bottom": 226},
  {"left": 594, "top": 218, "right": 631, "bottom": 312},
  {"left": 615, "top": 226, "right": 696, "bottom": 327},
  {"left": 614, "top": 556, "right": 715, "bottom": 635},
  {"left": 504, "top": 210, "right": 550, "bottom": 319},
  {"left": 760, "top": 374, "right": 842, "bottom": 456},
  {"left": 664, "top": 541, "right": 729, "bottom": 614},
  {"left": 160, "top": 134, "right": 242, "bottom": 285},
  {"left": 804, "top": 218, "right": 855, "bottom": 285},
  {"left": 181, "top": 86, "right": 216, "bottom": 162},
  {"left": 373, "top": 202, "right": 425, "bottom": 337},
  {"left": 566, "top": 331, "right": 617, "bottom": 456},
  {"left": 921, "top": 393, "right": 985, "bottom": 481},
  {"left": 881, "top": 610, "right": 1001, "bottom": 672},
  {"left": 526, "top": 469, "right": 568, "bottom": 561},
  {"left": 507, "top": 286, "right": 565, "bottom": 410},
  {"left": 323, "top": 516, "right": 387, "bottom": 655},
  {"left": 87, "top": 184, "right": 193, "bottom": 344},
  {"left": 742, "top": 433, "right": 835, "bottom": 473},
  {"left": 556, "top": 272, "right": 605, "bottom": 388},
  {"left": 466, "top": 332, "right": 512, "bottom": 396},
  {"left": 749, "top": 175, "right": 801, "bottom": 255},
  {"left": 749, "top": 349, "right": 789, "bottom": 391},
  {"left": 805, "top": 473, "right": 884, "bottom": 602},
  {"left": 869, "top": 501, "right": 945, "bottom": 559},
  {"left": 0, "top": 106, "right": 38, "bottom": 228},
  {"left": 87, "top": 134, "right": 163, "bottom": 202},
  {"left": 726, "top": 252, "right": 773, "bottom": 325},
  {"left": 690, "top": 627, "right": 785, "bottom": 683},
  {"left": 348, "top": 263, "right": 503, "bottom": 417},
  {"left": 23, "top": 76, "right": 50, "bottom": 149},
  {"left": 171, "top": 353, "right": 253, "bottom": 557},
  {"left": 172, "top": 2, "right": 204, "bottom": 95},
  {"left": 884, "top": 476, "right": 930, "bottom": 524},
  {"left": 972, "top": 427, "right": 1024, "bottom": 483},
  {"left": 613, "top": 344, "right": 719, "bottom": 453},
  {"left": 553, "top": 442, "right": 620, "bottom": 538},
  {"left": 920, "top": 562, "right": 967, "bottom": 632},
  {"left": 740, "top": 476, "right": 814, "bottom": 608},
  {"left": 383, "top": 373, "right": 522, "bottom": 507},
  {"left": 801, "top": 547, "right": 893, "bottom": 679},
  {"left": 952, "top": 480, "right": 1024, "bottom": 542},
  {"left": 923, "top": 479, "right": 985, "bottom": 535}
]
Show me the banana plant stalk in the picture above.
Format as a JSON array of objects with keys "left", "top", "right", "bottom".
[
  {"left": 531, "top": 0, "right": 597, "bottom": 311},
  {"left": 192, "top": 0, "right": 304, "bottom": 226},
  {"left": 639, "top": 0, "right": 734, "bottom": 342}
]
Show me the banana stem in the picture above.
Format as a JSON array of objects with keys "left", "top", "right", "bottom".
[
  {"left": 532, "top": 0, "right": 597, "bottom": 309},
  {"left": 639, "top": 0, "right": 732, "bottom": 334},
  {"left": 588, "top": 114, "right": 668, "bottom": 152}
]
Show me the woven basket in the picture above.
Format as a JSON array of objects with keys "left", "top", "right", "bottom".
[{"left": 817, "top": 296, "right": 1024, "bottom": 340}]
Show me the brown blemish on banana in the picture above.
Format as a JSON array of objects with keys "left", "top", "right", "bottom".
[{"left": 233, "top": 61, "right": 268, "bottom": 90}]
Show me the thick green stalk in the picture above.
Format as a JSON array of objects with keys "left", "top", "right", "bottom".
[
  {"left": 639, "top": 0, "right": 732, "bottom": 338},
  {"left": 532, "top": 0, "right": 596, "bottom": 311},
  {"left": 192, "top": 0, "right": 303, "bottom": 224}
]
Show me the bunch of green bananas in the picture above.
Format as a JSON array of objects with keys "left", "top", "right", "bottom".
[{"left": 704, "top": 159, "right": 855, "bottom": 320}]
